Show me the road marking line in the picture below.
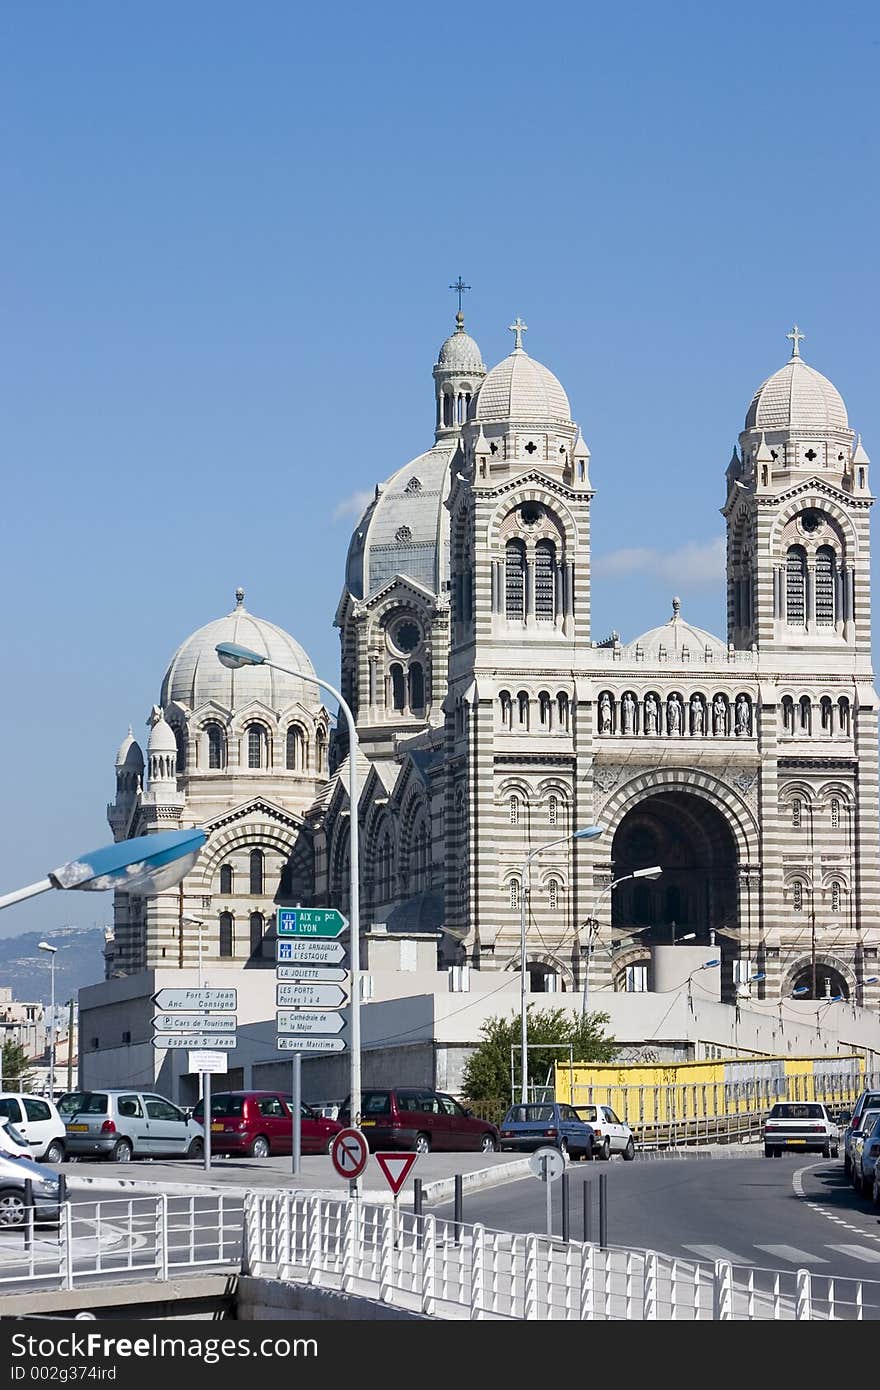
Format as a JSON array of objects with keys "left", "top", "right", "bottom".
[
  {"left": 755, "top": 1244, "right": 828, "bottom": 1264},
  {"left": 683, "top": 1244, "right": 755, "bottom": 1264},
  {"left": 826, "top": 1243, "right": 880, "bottom": 1264}
]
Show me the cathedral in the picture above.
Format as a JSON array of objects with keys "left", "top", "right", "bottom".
[{"left": 106, "top": 313, "right": 880, "bottom": 1011}]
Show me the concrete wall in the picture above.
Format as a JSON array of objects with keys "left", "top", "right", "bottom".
[{"left": 237, "top": 1276, "right": 428, "bottom": 1320}]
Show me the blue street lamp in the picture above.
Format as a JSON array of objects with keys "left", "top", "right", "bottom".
[{"left": 0, "top": 828, "right": 207, "bottom": 912}]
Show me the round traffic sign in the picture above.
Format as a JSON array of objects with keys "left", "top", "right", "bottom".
[
  {"left": 528, "top": 1145, "right": 565, "bottom": 1182},
  {"left": 330, "top": 1127, "right": 369, "bottom": 1180}
]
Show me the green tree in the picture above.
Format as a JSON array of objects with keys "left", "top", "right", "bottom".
[
  {"left": 1, "top": 1041, "right": 33, "bottom": 1092},
  {"left": 462, "top": 1006, "right": 616, "bottom": 1120}
]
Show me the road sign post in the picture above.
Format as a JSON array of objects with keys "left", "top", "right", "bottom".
[
  {"left": 528, "top": 1145, "right": 565, "bottom": 1237},
  {"left": 291, "top": 1052, "right": 301, "bottom": 1177},
  {"left": 204, "top": 1071, "right": 211, "bottom": 1174}
]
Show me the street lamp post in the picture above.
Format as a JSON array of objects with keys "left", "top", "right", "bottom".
[
  {"left": 581, "top": 866, "right": 662, "bottom": 1016},
  {"left": 181, "top": 916, "right": 206, "bottom": 988},
  {"left": 216, "top": 640, "right": 363, "bottom": 1124},
  {"left": 686, "top": 957, "right": 720, "bottom": 1012},
  {"left": 38, "top": 942, "right": 57, "bottom": 1098},
  {"left": 518, "top": 825, "right": 604, "bottom": 1105}
]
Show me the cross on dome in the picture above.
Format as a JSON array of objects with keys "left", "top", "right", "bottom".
[
  {"left": 787, "top": 324, "right": 806, "bottom": 359},
  {"left": 449, "top": 277, "right": 470, "bottom": 314},
  {"left": 509, "top": 316, "right": 528, "bottom": 351}
]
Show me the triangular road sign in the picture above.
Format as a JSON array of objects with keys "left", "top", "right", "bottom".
[{"left": 374, "top": 1151, "right": 418, "bottom": 1196}]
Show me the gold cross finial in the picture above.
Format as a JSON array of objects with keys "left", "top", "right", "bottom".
[
  {"left": 787, "top": 324, "right": 805, "bottom": 358},
  {"left": 509, "top": 316, "right": 528, "bottom": 351}
]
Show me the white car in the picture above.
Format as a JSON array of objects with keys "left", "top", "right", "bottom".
[
  {"left": 574, "top": 1103, "right": 636, "bottom": 1160},
  {"left": 0, "top": 1094, "right": 66, "bottom": 1164},
  {"left": 763, "top": 1101, "right": 839, "bottom": 1158}
]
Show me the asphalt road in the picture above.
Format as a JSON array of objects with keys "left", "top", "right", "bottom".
[{"left": 433, "top": 1153, "right": 880, "bottom": 1286}]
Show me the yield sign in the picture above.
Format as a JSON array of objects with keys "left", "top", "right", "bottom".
[
  {"left": 330, "top": 1128, "right": 369, "bottom": 1180},
  {"left": 374, "top": 1151, "right": 419, "bottom": 1196}
]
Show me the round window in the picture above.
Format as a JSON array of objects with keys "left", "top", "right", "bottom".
[
  {"left": 391, "top": 620, "right": 420, "bottom": 654},
  {"left": 520, "top": 503, "right": 542, "bottom": 527},
  {"left": 800, "top": 511, "right": 822, "bottom": 535}
]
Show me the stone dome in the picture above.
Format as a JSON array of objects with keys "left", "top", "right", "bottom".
[
  {"left": 160, "top": 590, "right": 318, "bottom": 714},
  {"left": 746, "top": 353, "right": 848, "bottom": 434},
  {"left": 437, "top": 313, "right": 485, "bottom": 372},
  {"left": 147, "top": 713, "right": 177, "bottom": 753},
  {"left": 115, "top": 727, "right": 144, "bottom": 769},
  {"left": 624, "top": 597, "right": 727, "bottom": 661},
  {"left": 474, "top": 347, "right": 571, "bottom": 424}
]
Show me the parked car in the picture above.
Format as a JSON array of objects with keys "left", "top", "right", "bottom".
[
  {"left": 763, "top": 1102, "right": 839, "bottom": 1157},
  {"left": 0, "top": 1151, "right": 62, "bottom": 1226},
  {"left": 499, "top": 1102, "right": 595, "bottom": 1161},
  {"left": 191, "top": 1090, "right": 343, "bottom": 1157},
  {"left": 573, "top": 1104, "right": 635, "bottom": 1160},
  {"left": 850, "top": 1108, "right": 880, "bottom": 1196},
  {"left": 339, "top": 1089, "right": 500, "bottom": 1154},
  {"left": 843, "top": 1090, "right": 880, "bottom": 1178},
  {"left": 62, "top": 1089, "right": 204, "bottom": 1161},
  {"left": 0, "top": 1093, "right": 66, "bottom": 1163}
]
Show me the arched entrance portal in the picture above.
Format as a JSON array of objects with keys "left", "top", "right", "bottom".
[
  {"left": 611, "top": 791, "right": 738, "bottom": 943},
  {"left": 790, "top": 964, "right": 850, "bottom": 1001}
]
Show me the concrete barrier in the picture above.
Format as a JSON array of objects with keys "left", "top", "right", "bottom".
[{"left": 237, "top": 1275, "right": 429, "bottom": 1320}]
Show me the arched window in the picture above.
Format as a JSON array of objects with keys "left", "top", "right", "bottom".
[
  {"left": 517, "top": 691, "right": 529, "bottom": 727},
  {"left": 247, "top": 724, "right": 267, "bottom": 769},
  {"left": 792, "top": 798, "right": 802, "bottom": 829},
  {"left": 815, "top": 547, "right": 837, "bottom": 626},
  {"left": 538, "top": 691, "right": 552, "bottom": 727},
  {"left": 249, "top": 849, "right": 264, "bottom": 896},
  {"left": 837, "top": 696, "right": 850, "bottom": 735},
  {"left": 505, "top": 539, "right": 526, "bottom": 620},
  {"left": 831, "top": 881, "right": 841, "bottom": 914},
  {"left": 390, "top": 663, "right": 406, "bottom": 712},
  {"left": 548, "top": 794, "right": 558, "bottom": 827},
  {"left": 557, "top": 692, "right": 570, "bottom": 730},
  {"left": 316, "top": 730, "right": 326, "bottom": 775},
  {"left": 792, "top": 881, "right": 803, "bottom": 912},
  {"left": 207, "top": 723, "right": 225, "bottom": 770},
  {"left": 173, "top": 725, "right": 186, "bottom": 773},
  {"left": 509, "top": 878, "right": 520, "bottom": 912},
  {"left": 409, "top": 662, "right": 424, "bottom": 710},
  {"left": 799, "top": 696, "right": 811, "bottom": 733},
  {"left": 286, "top": 726, "right": 303, "bottom": 770},
  {"left": 509, "top": 795, "right": 520, "bottom": 826},
  {"left": 548, "top": 879, "right": 559, "bottom": 912},
  {"left": 831, "top": 797, "right": 840, "bottom": 829},
  {"left": 219, "top": 912, "right": 234, "bottom": 957},
  {"left": 377, "top": 831, "right": 394, "bottom": 902},
  {"left": 535, "top": 540, "right": 556, "bottom": 620},
  {"left": 499, "top": 691, "right": 512, "bottom": 728},
  {"left": 781, "top": 696, "right": 795, "bottom": 735},
  {"left": 786, "top": 545, "right": 807, "bottom": 625},
  {"left": 219, "top": 864, "right": 233, "bottom": 896},
  {"left": 820, "top": 697, "right": 833, "bottom": 733},
  {"left": 250, "top": 912, "right": 264, "bottom": 956}
]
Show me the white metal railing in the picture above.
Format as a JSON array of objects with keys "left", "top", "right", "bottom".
[
  {"left": 0, "top": 1194, "right": 242, "bottom": 1292},
  {"left": 244, "top": 1192, "right": 880, "bottom": 1320}
]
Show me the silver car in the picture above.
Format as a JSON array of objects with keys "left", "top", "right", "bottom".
[
  {"left": 62, "top": 1089, "right": 205, "bottom": 1162},
  {"left": 0, "top": 1151, "right": 62, "bottom": 1225},
  {"left": 850, "top": 1108, "right": 880, "bottom": 1196}
]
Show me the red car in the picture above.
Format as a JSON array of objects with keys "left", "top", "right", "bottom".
[
  {"left": 191, "top": 1090, "right": 342, "bottom": 1158},
  {"left": 339, "top": 1088, "right": 500, "bottom": 1154}
]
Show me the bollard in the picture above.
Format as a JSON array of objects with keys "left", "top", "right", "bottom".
[
  {"left": 582, "top": 1180, "right": 592, "bottom": 1245},
  {"left": 561, "top": 1171, "right": 570, "bottom": 1243},
  {"left": 23, "top": 1178, "right": 33, "bottom": 1253},
  {"left": 453, "top": 1173, "right": 463, "bottom": 1246},
  {"left": 413, "top": 1177, "right": 423, "bottom": 1251},
  {"left": 58, "top": 1172, "right": 67, "bottom": 1206},
  {"left": 598, "top": 1172, "right": 608, "bottom": 1248}
]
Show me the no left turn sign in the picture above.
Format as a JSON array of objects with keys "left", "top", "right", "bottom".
[{"left": 330, "top": 1127, "right": 369, "bottom": 1180}]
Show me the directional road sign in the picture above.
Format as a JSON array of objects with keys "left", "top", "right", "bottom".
[
  {"left": 375, "top": 1152, "right": 418, "bottom": 1196},
  {"left": 275, "top": 965, "right": 348, "bottom": 983},
  {"left": 153, "top": 1033, "right": 237, "bottom": 1050},
  {"left": 187, "top": 1051, "right": 228, "bottom": 1074},
  {"left": 277, "top": 1036, "right": 346, "bottom": 1053},
  {"left": 276, "top": 939, "right": 345, "bottom": 965},
  {"left": 276, "top": 982, "right": 347, "bottom": 1009},
  {"left": 276, "top": 1010, "right": 346, "bottom": 1035},
  {"left": 276, "top": 908, "right": 348, "bottom": 938},
  {"left": 152, "top": 988, "right": 237, "bottom": 1012},
  {"left": 152, "top": 1014, "right": 237, "bottom": 1033},
  {"left": 330, "top": 1128, "right": 369, "bottom": 1180}
]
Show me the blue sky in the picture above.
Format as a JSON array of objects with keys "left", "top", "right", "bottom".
[{"left": 1, "top": 2, "right": 877, "bottom": 944}]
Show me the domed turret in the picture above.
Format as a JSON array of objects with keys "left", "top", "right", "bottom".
[
  {"left": 473, "top": 319, "right": 571, "bottom": 426},
  {"left": 433, "top": 310, "right": 486, "bottom": 439}
]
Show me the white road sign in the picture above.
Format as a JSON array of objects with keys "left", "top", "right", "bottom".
[
  {"left": 277, "top": 1036, "right": 346, "bottom": 1053},
  {"left": 276, "top": 982, "right": 347, "bottom": 1009},
  {"left": 187, "top": 1051, "right": 228, "bottom": 1074},
  {"left": 152, "top": 1014, "right": 237, "bottom": 1033},
  {"left": 152, "top": 1033, "right": 237, "bottom": 1050},
  {"left": 152, "top": 988, "right": 237, "bottom": 1012},
  {"left": 274, "top": 965, "right": 348, "bottom": 983},
  {"left": 528, "top": 1146, "right": 566, "bottom": 1182},
  {"left": 276, "top": 939, "right": 345, "bottom": 966},
  {"left": 276, "top": 1010, "right": 346, "bottom": 1035}
]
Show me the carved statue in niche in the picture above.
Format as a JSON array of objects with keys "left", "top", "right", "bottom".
[
  {"left": 599, "top": 692, "right": 613, "bottom": 734},
  {"left": 713, "top": 693, "right": 728, "bottom": 736},
  {"left": 735, "top": 694, "right": 752, "bottom": 736},
  {"left": 644, "top": 693, "right": 659, "bottom": 735},
  {"left": 667, "top": 695, "right": 682, "bottom": 735},
  {"left": 621, "top": 691, "right": 636, "bottom": 734},
  {"left": 690, "top": 694, "right": 704, "bottom": 736}
]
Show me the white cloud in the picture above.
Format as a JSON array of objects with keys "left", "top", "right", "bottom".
[
  {"left": 594, "top": 536, "right": 725, "bottom": 586},
  {"left": 332, "top": 489, "right": 373, "bottom": 524}
]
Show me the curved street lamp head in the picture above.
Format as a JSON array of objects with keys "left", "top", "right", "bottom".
[
  {"left": 572, "top": 825, "right": 604, "bottom": 840},
  {"left": 791, "top": 986, "right": 810, "bottom": 996},
  {"left": 749, "top": 972, "right": 766, "bottom": 982},
  {"left": 632, "top": 865, "right": 663, "bottom": 881},
  {"left": 216, "top": 641, "right": 266, "bottom": 670},
  {"left": 48, "top": 827, "right": 206, "bottom": 897},
  {"left": 37, "top": 942, "right": 57, "bottom": 954},
  {"left": 698, "top": 959, "right": 721, "bottom": 970}
]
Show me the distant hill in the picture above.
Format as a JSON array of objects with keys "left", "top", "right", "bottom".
[{"left": 0, "top": 926, "right": 106, "bottom": 1005}]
